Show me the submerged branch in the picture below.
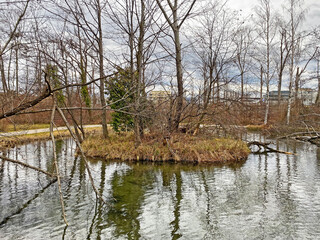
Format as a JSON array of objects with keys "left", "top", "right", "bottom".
[
  {"left": 0, "top": 178, "right": 57, "bottom": 227},
  {"left": 247, "top": 141, "right": 295, "bottom": 155},
  {"left": 277, "top": 131, "right": 319, "bottom": 139},
  {"left": 56, "top": 106, "right": 106, "bottom": 204},
  {"left": 50, "top": 104, "right": 68, "bottom": 226},
  {"left": 278, "top": 131, "right": 320, "bottom": 146}
]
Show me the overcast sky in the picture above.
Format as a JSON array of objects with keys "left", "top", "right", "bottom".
[{"left": 227, "top": 0, "right": 320, "bottom": 29}]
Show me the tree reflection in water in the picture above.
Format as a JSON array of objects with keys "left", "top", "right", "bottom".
[{"left": 0, "top": 138, "right": 320, "bottom": 239}]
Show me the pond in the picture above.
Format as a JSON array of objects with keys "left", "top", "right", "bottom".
[{"left": 0, "top": 136, "right": 320, "bottom": 239}]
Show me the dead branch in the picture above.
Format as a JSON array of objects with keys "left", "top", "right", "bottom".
[
  {"left": 56, "top": 106, "right": 105, "bottom": 204},
  {"left": 0, "top": 155, "right": 56, "bottom": 177},
  {"left": 0, "top": 87, "right": 52, "bottom": 120},
  {"left": 50, "top": 104, "right": 68, "bottom": 226},
  {"left": 278, "top": 131, "right": 320, "bottom": 146},
  {"left": 0, "top": 73, "right": 116, "bottom": 121},
  {"left": 294, "top": 135, "right": 320, "bottom": 146},
  {"left": 247, "top": 141, "right": 295, "bottom": 155},
  {"left": 278, "top": 131, "right": 319, "bottom": 139},
  {"left": 0, "top": 178, "right": 57, "bottom": 227}
]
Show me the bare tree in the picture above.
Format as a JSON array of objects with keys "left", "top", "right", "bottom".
[
  {"left": 0, "top": 0, "right": 30, "bottom": 57},
  {"left": 48, "top": 0, "right": 110, "bottom": 137},
  {"left": 285, "top": 0, "right": 306, "bottom": 125},
  {"left": 255, "top": 0, "right": 277, "bottom": 125},
  {"left": 191, "top": 1, "right": 238, "bottom": 133},
  {"left": 106, "top": 0, "right": 159, "bottom": 146},
  {"left": 275, "top": 20, "right": 291, "bottom": 105},
  {"left": 156, "top": 0, "right": 197, "bottom": 132},
  {"left": 234, "top": 25, "right": 253, "bottom": 101}
]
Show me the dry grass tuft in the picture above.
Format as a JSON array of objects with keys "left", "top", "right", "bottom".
[
  {"left": 245, "top": 124, "right": 268, "bottom": 132},
  {"left": 81, "top": 133, "right": 250, "bottom": 164}
]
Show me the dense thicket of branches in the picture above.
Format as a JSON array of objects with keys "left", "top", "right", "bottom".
[
  {"left": 1, "top": 0, "right": 320, "bottom": 226},
  {"left": 0, "top": 0, "right": 320, "bottom": 141}
]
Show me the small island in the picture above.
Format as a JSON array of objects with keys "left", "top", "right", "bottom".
[{"left": 81, "top": 132, "right": 250, "bottom": 163}]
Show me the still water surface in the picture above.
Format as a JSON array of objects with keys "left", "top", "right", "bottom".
[{"left": 0, "top": 136, "right": 320, "bottom": 239}]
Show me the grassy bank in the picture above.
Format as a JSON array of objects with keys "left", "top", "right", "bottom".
[
  {"left": 0, "top": 122, "right": 51, "bottom": 132},
  {"left": 0, "top": 127, "right": 100, "bottom": 148},
  {"left": 81, "top": 133, "right": 250, "bottom": 163}
]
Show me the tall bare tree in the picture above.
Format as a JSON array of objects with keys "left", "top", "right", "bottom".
[
  {"left": 156, "top": 0, "right": 197, "bottom": 132},
  {"left": 275, "top": 20, "right": 291, "bottom": 105},
  {"left": 191, "top": 1, "right": 238, "bottom": 133},
  {"left": 285, "top": 0, "right": 306, "bottom": 125},
  {"left": 255, "top": 0, "right": 277, "bottom": 125},
  {"left": 50, "top": 0, "right": 110, "bottom": 137},
  {"left": 106, "top": 0, "right": 159, "bottom": 145}
]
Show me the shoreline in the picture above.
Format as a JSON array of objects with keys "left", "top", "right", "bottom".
[{"left": 0, "top": 126, "right": 100, "bottom": 148}]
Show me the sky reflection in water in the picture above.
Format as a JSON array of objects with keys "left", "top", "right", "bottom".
[{"left": 0, "top": 137, "right": 320, "bottom": 239}]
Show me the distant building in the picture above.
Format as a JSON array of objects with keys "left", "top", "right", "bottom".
[
  {"left": 148, "top": 91, "right": 170, "bottom": 103},
  {"left": 266, "top": 91, "right": 290, "bottom": 104},
  {"left": 297, "top": 88, "right": 317, "bottom": 105},
  {"left": 265, "top": 89, "right": 317, "bottom": 105}
]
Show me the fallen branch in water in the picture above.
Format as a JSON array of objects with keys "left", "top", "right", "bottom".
[
  {"left": 50, "top": 103, "right": 68, "bottom": 226},
  {"left": 0, "top": 155, "right": 56, "bottom": 177},
  {"left": 277, "top": 131, "right": 320, "bottom": 146},
  {"left": 0, "top": 178, "right": 57, "bottom": 227},
  {"left": 277, "top": 131, "right": 319, "bottom": 139},
  {"left": 56, "top": 106, "right": 105, "bottom": 204},
  {"left": 294, "top": 135, "right": 320, "bottom": 146},
  {"left": 247, "top": 141, "right": 295, "bottom": 155}
]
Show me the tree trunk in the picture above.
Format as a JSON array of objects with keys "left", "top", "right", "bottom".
[
  {"left": 97, "top": 0, "right": 108, "bottom": 138},
  {"left": 0, "top": 55, "right": 8, "bottom": 93},
  {"left": 240, "top": 70, "right": 244, "bottom": 101},
  {"left": 286, "top": 0, "right": 296, "bottom": 125},
  {"left": 277, "top": 70, "right": 283, "bottom": 106},
  {"left": 260, "top": 65, "right": 263, "bottom": 103},
  {"left": 172, "top": 26, "right": 184, "bottom": 132},
  {"left": 316, "top": 58, "right": 320, "bottom": 104},
  {"left": 15, "top": 47, "right": 19, "bottom": 95},
  {"left": 264, "top": 82, "right": 270, "bottom": 125},
  {"left": 264, "top": 3, "right": 270, "bottom": 125},
  {"left": 134, "top": 0, "right": 145, "bottom": 147},
  {"left": 294, "top": 67, "right": 300, "bottom": 102}
]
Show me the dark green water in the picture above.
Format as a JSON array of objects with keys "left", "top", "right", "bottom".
[{"left": 0, "top": 137, "right": 320, "bottom": 239}]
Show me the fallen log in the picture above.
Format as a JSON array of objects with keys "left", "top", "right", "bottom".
[
  {"left": 278, "top": 131, "right": 320, "bottom": 146},
  {"left": 277, "top": 131, "right": 319, "bottom": 139},
  {"left": 247, "top": 141, "right": 295, "bottom": 155}
]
